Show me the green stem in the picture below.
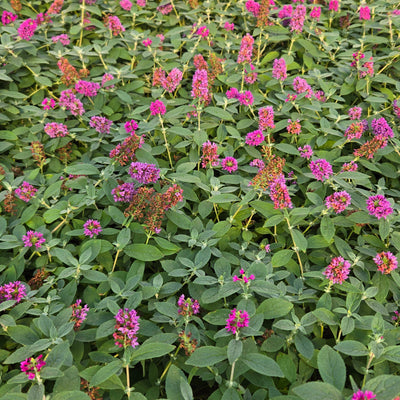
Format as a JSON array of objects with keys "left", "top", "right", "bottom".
[
  {"left": 79, "top": 0, "right": 85, "bottom": 47},
  {"left": 126, "top": 364, "right": 131, "bottom": 399},
  {"left": 284, "top": 210, "right": 304, "bottom": 278},
  {"left": 159, "top": 116, "right": 173, "bottom": 169}
]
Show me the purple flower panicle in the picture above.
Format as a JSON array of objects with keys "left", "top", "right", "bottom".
[
  {"left": 113, "top": 308, "right": 140, "bottom": 348},
  {"left": 71, "top": 299, "right": 89, "bottom": 330},
  {"left": 177, "top": 295, "right": 200, "bottom": 317},
  {"left": 309, "top": 159, "right": 333, "bottom": 181},
  {"left": 0, "top": 281, "right": 26, "bottom": 304},
  {"left": 128, "top": 162, "right": 160, "bottom": 184}
]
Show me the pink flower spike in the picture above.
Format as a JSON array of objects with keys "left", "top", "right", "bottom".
[{"left": 226, "top": 309, "right": 250, "bottom": 335}]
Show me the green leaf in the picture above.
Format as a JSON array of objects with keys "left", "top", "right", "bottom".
[
  {"left": 131, "top": 343, "right": 175, "bottom": 362},
  {"left": 116, "top": 228, "right": 131, "bottom": 248},
  {"left": 7, "top": 326, "right": 39, "bottom": 345},
  {"left": 180, "top": 376, "right": 194, "bottom": 400},
  {"left": 166, "top": 365, "right": 186, "bottom": 400},
  {"left": 222, "top": 388, "right": 241, "bottom": 400},
  {"left": 275, "top": 143, "right": 300, "bottom": 155},
  {"left": 90, "top": 360, "right": 122, "bottom": 386},
  {"left": 321, "top": 216, "right": 335, "bottom": 242},
  {"left": 340, "top": 316, "right": 355, "bottom": 336},
  {"left": 334, "top": 340, "right": 369, "bottom": 356},
  {"left": 257, "top": 298, "right": 293, "bottom": 319},
  {"left": 293, "top": 382, "right": 344, "bottom": 400},
  {"left": 28, "top": 385, "right": 44, "bottom": 400},
  {"left": 250, "top": 201, "right": 281, "bottom": 218},
  {"left": 124, "top": 244, "right": 164, "bottom": 261},
  {"left": 317, "top": 345, "right": 346, "bottom": 391},
  {"left": 186, "top": 346, "right": 227, "bottom": 367},
  {"left": 364, "top": 375, "right": 400, "bottom": 400},
  {"left": 65, "top": 164, "right": 99, "bottom": 175},
  {"left": 205, "top": 107, "right": 234, "bottom": 121},
  {"left": 227, "top": 339, "right": 243, "bottom": 364},
  {"left": 208, "top": 194, "right": 239, "bottom": 203},
  {"left": 294, "top": 333, "right": 314, "bottom": 359},
  {"left": 4, "top": 339, "right": 53, "bottom": 364},
  {"left": 52, "top": 392, "right": 91, "bottom": 400},
  {"left": 271, "top": 250, "right": 294, "bottom": 267},
  {"left": 312, "top": 308, "right": 339, "bottom": 326},
  {"left": 291, "top": 229, "right": 307, "bottom": 252},
  {"left": 241, "top": 353, "right": 284, "bottom": 377}
]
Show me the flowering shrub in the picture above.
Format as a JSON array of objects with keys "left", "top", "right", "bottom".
[{"left": 0, "top": 0, "right": 400, "bottom": 399}]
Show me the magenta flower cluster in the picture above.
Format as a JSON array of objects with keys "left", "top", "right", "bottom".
[
  {"left": 269, "top": 175, "right": 293, "bottom": 209},
  {"left": 233, "top": 268, "right": 255, "bottom": 283},
  {"left": 112, "top": 182, "right": 136, "bottom": 202},
  {"left": 298, "top": 145, "right": 313, "bottom": 159},
  {"left": 15, "top": 182, "right": 37, "bottom": 202},
  {"left": 325, "top": 191, "right": 351, "bottom": 214},
  {"left": 366, "top": 195, "right": 393, "bottom": 220},
  {"left": 113, "top": 308, "right": 140, "bottom": 348},
  {"left": 246, "top": 130, "right": 265, "bottom": 146},
  {"left": 0, "top": 281, "right": 26, "bottom": 304},
  {"left": 373, "top": 251, "right": 398, "bottom": 275},
  {"left": 191, "top": 69, "right": 209, "bottom": 104},
  {"left": 309, "top": 159, "right": 333, "bottom": 181},
  {"left": 272, "top": 58, "right": 287, "bottom": 81},
  {"left": 150, "top": 100, "right": 167, "bottom": 115},
  {"left": 237, "top": 33, "right": 254, "bottom": 63},
  {"left": 371, "top": 117, "right": 394, "bottom": 138},
  {"left": 22, "top": 231, "right": 46, "bottom": 249},
  {"left": 71, "top": 299, "right": 89, "bottom": 330},
  {"left": 18, "top": 18, "right": 37, "bottom": 41},
  {"left": 59, "top": 89, "right": 85, "bottom": 116},
  {"left": 20, "top": 355, "right": 46, "bottom": 380},
  {"left": 44, "top": 122, "right": 69, "bottom": 138},
  {"left": 226, "top": 309, "right": 250, "bottom": 335},
  {"left": 90, "top": 116, "right": 112, "bottom": 134},
  {"left": 124, "top": 119, "right": 139, "bottom": 134},
  {"left": 75, "top": 80, "right": 100, "bottom": 97},
  {"left": 128, "top": 162, "right": 160, "bottom": 184},
  {"left": 83, "top": 219, "right": 102, "bottom": 238},
  {"left": 177, "top": 295, "right": 200, "bottom": 317},
  {"left": 221, "top": 157, "right": 238, "bottom": 173},
  {"left": 323, "top": 256, "right": 351, "bottom": 284},
  {"left": 352, "top": 390, "right": 376, "bottom": 400},
  {"left": 258, "top": 106, "right": 275, "bottom": 130}
]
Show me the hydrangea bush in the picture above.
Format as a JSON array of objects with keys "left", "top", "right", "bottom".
[{"left": 0, "top": 0, "right": 400, "bottom": 399}]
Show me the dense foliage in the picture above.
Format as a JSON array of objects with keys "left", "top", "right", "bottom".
[{"left": 1, "top": 0, "right": 400, "bottom": 399}]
